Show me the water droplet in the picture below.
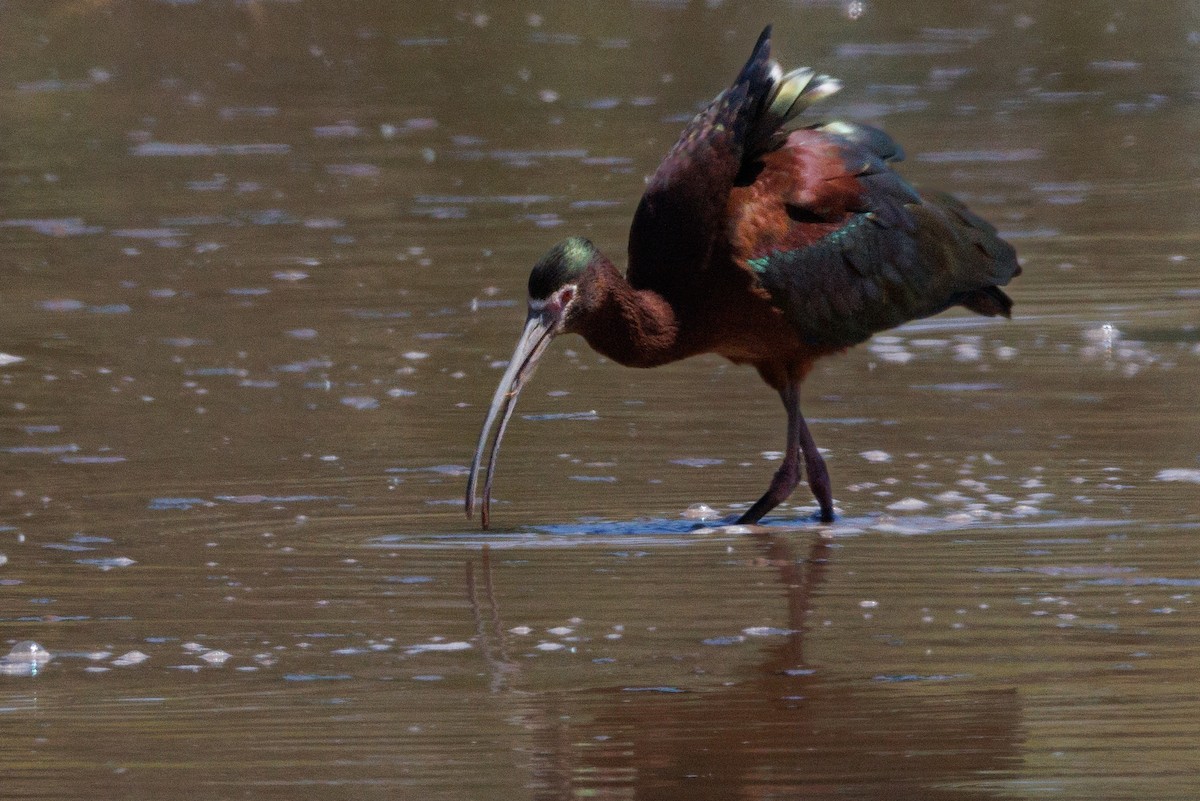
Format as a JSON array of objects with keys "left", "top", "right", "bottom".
[
  {"left": 682, "top": 503, "right": 720, "bottom": 520},
  {"left": 1, "top": 641, "right": 52, "bottom": 676}
]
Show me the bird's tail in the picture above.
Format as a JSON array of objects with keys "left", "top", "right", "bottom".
[
  {"left": 742, "top": 28, "right": 841, "bottom": 157},
  {"left": 763, "top": 66, "right": 841, "bottom": 130},
  {"left": 960, "top": 286, "right": 1015, "bottom": 319}
]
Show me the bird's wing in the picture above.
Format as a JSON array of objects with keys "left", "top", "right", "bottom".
[
  {"left": 626, "top": 26, "right": 839, "bottom": 293},
  {"left": 729, "top": 123, "right": 1020, "bottom": 349}
]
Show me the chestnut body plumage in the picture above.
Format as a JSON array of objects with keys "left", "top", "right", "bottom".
[{"left": 466, "top": 26, "right": 1019, "bottom": 528}]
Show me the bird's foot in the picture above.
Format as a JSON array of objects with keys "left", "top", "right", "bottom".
[{"left": 731, "top": 511, "right": 766, "bottom": 527}]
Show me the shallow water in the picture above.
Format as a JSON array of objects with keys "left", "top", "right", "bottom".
[{"left": 3, "top": 2, "right": 1200, "bottom": 799}]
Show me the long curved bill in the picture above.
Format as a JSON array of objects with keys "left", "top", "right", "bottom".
[{"left": 465, "top": 312, "right": 557, "bottom": 529}]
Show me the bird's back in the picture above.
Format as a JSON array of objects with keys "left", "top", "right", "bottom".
[
  {"left": 625, "top": 26, "right": 1019, "bottom": 352},
  {"left": 729, "top": 123, "right": 1020, "bottom": 349}
]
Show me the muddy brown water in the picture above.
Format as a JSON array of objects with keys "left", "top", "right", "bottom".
[{"left": 2, "top": 2, "right": 1200, "bottom": 799}]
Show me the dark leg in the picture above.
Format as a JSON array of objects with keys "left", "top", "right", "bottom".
[
  {"left": 797, "top": 411, "right": 834, "bottom": 523},
  {"left": 736, "top": 381, "right": 835, "bottom": 525},
  {"left": 737, "top": 383, "right": 802, "bottom": 525}
]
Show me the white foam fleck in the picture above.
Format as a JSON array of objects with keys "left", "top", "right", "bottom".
[
  {"left": 112, "top": 650, "right": 150, "bottom": 666},
  {"left": 1083, "top": 324, "right": 1120, "bottom": 344},
  {"left": 535, "top": 642, "right": 566, "bottom": 651},
  {"left": 340, "top": 396, "right": 380, "bottom": 410},
  {"left": 1156, "top": 468, "right": 1200, "bottom": 484},
  {"left": 879, "top": 350, "right": 914, "bottom": 364},
  {"left": 952, "top": 343, "right": 981, "bottom": 361},
  {"left": 860, "top": 450, "right": 892, "bottom": 463},
  {"left": 404, "top": 641, "right": 472, "bottom": 655},
  {"left": 743, "top": 626, "right": 794, "bottom": 637},
  {"left": 200, "top": 650, "right": 232, "bottom": 665},
  {"left": 887, "top": 497, "right": 929, "bottom": 512},
  {"left": 78, "top": 556, "right": 136, "bottom": 570},
  {"left": 872, "top": 520, "right": 935, "bottom": 535}
]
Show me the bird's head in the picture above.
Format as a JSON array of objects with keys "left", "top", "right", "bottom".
[
  {"left": 466, "top": 237, "right": 604, "bottom": 528},
  {"left": 525, "top": 236, "right": 601, "bottom": 334}
]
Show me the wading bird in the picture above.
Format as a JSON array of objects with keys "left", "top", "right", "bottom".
[{"left": 466, "top": 26, "right": 1019, "bottom": 529}]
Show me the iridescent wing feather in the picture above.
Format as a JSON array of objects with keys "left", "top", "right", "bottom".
[{"left": 733, "top": 122, "right": 1020, "bottom": 348}]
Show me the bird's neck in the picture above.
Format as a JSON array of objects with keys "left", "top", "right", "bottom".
[{"left": 573, "top": 260, "right": 686, "bottom": 368}]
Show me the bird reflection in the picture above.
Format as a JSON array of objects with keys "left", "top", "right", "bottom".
[{"left": 465, "top": 535, "right": 1021, "bottom": 799}]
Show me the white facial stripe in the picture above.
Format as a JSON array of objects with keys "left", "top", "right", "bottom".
[{"left": 527, "top": 285, "right": 577, "bottom": 314}]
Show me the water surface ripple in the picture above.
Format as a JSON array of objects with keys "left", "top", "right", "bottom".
[{"left": 2, "top": 3, "right": 1199, "bottom": 799}]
